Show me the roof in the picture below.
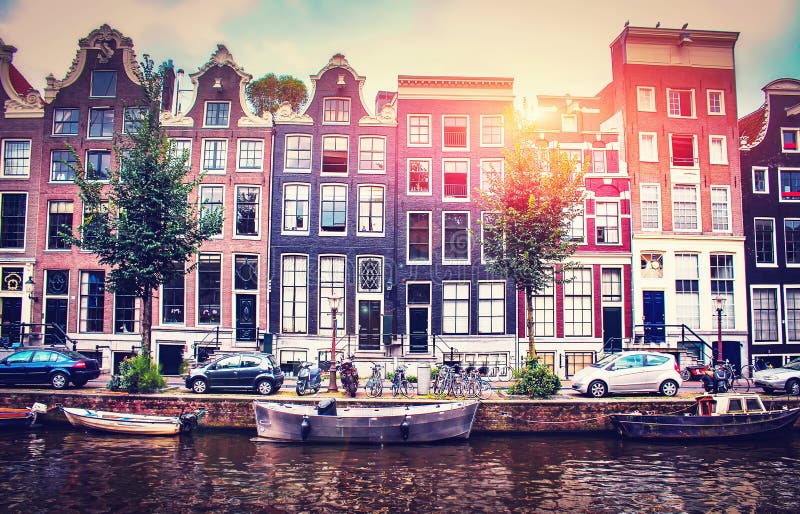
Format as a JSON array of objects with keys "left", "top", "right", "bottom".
[
  {"left": 738, "top": 105, "right": 767, "bottom": 147},
  {"left": 397, "top": 75, "right": 513, "bottom": 89},
  {"left": 8, "top": 63, "right": 34, "bottom": 96}
]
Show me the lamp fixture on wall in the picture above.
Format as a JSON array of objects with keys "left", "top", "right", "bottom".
[{"left": 24, "top": 276, "right": 38, "bottom": 302}]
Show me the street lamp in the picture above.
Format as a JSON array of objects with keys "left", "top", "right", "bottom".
[
  {"left": 714, "top": 296, "right": 726, "bottom": 363},
  {"left": 327, "top": 295, "right": 341, "bottom": 392}
]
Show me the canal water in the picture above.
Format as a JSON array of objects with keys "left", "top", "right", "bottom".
[{"left": 1, "top": 428, "right": 799, "bottom": 513}]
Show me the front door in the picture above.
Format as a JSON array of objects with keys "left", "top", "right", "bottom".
[
  {"left": 235, "top": 294, "right": 257, "bottom": 342},
  {"left": 602, "top": 307, "right": 622, "bottom": 352},
  {"left": 642, "top": 291, "right": 665, "bottom": 343},
  {"left": 358, "top": 300, "right": 381, "bottom": 351},
  {"left": 1, "top": 297, "right": 22, "bottom": 344},
  {"left": 408, "top": 307, "right": 429, "bottom": 353},
  {"left": 45, "top": 298, "right": 68, "bottom": 345},
  {"left": 158, "top": 344, "right": 184, "bottom": 376}
]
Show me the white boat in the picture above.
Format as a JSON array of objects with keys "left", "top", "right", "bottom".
[
  {"left": 61, "top": 406, "right": 204, "bottom": 435},
  {"left": 253, "top": 399, "right": 479, "bottom": 443}
]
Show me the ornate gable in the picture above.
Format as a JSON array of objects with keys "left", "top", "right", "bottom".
[{"left": 0, "top": 39, "right": 44, "bottom": 118}]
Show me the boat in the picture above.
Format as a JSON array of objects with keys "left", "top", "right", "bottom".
[
  {"left": 610, "top": 393, "right": 800, "bottom": 440},
  {"left": 253, "top": 398, "right": 479, "bottom": 443},
  {"left": 0, "top": 403, "right": 48, "bottom": 430},
  {"left": 60, "top": 406, "right": 204, "bottom": 435}
]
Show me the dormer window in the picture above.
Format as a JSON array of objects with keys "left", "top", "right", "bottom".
[
  {"left": 782, "top": 129, "right": 799, "bottom": 153},
  {"left": 204, "top": 102, "right": 230, "bottom": 128},
  {"left": 323, "top": 98, "right": 350, "bottom": 124},
  {"left": 91, "top": 71, "right": 117, "bottom": 98}
]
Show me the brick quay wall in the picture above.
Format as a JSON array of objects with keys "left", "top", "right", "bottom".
[{"left": 3, "top": 391, "right": 799, "bottom": 433}]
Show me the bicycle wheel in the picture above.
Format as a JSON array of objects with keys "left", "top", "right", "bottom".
[
  {"left": 731, "top": 376, "right": 751, "bottom": 393},
  {"left": 398, "top": 381, "right": 409, "bottom": 398},
  {"left": 740, "top": 365, "right": 755, "bottom": 379},
  {"left": 480, "top": 379, "right": 493, "bottom": 399},
  {"left": 375, "top": 380, "right": 383, "bottom": 397}
]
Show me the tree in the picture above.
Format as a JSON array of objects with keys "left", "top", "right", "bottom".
[
  {"left": 64, "top": 56, "right": 222, "bottom": 356},
  {"left": 246, "top": 72, "right": 308, "bottom": 115},
  {"left": 478, "top": 111, "right": 585, "bottom": 363}
]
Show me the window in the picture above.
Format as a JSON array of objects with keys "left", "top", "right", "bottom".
[
  {"left": 564, "top": 268, "right": 592, "bottom": 337},
  {"left": 443, "top": 116, "right": 468, "bottom": 149},
  {"left": 321, "top": 136, "right": 348, "bottom": 173},
  {"left": 443, "top": 160, "right": 469, "bottom": 199},
  {"left": 590, "top": 149, "right": 607, "bottom": 174},
  {"left": 234, "top": 255, "right": 258, "bottom": 290},
  {"left": 199, "top": 185, "right": 223, "bottom": 236},
  {"left": 673, "top": 185, "right": 699, "bottom": 231},
  {"left": 561, "top": 114, "right": 578, "bottom": 132},
  {"left": 53, "top": 108, "right": 79, "bottom": 135},
  {"left": 785, "top": 220, "right": 800, "bottom": 265},
  {"left": 319, "top": 256, "right": 346, "bottom": 330},
  {"left": 408, "top": 115, "right": 431, "bottom": 146},
  {"left": 481, "top": 212, "right": 502, "bottom": 262},
  {"left": 114, "top": 290, "right": 139, "bottom": 334},
  {"left": 668, "top": 88, "right": 694, "bottom": 117},
  {"left": 408, "top": 159, "right": 431, "bottom": 194},
  {"left": 170, "top": 139, "right": 192, "bottom": 170},
  {"left": 204, "top": 102, "right": 230, "bottom": 127},
  {"left": 162, "top": 271, "right": 184, "bottom": 324},
  {"left": 358, "top": 136, "right": 385, "bottom": 172},
  {"left": 755, "top": 218, "right": 775, "bottom": 265},
  {"left": 752, "top": 289, "right": 779, "bottom": 342},
  {"left": 237, "top": 140, "right": 263, "bottom": 170},
  {"left": 197, "top": 254, "right": 221, "bottom": 324},
  {"left": 443, "top": 282, "right": 470, "bottom": 334},
  {"left": 478, "top": 281, "right": 505, "bottom": 334},
  {"left": 235, "top": 186, "right": 259, "bottom": 237},
  {"left": 1, "top": 140, "right": 29, "bottom": 177},
  {"left": 752, "top": 167, "right": 768, "bottom": 194},
  {"left": 320, "top": 184, "right": 347, "bottom": 233},
  {"left": 639, "top": 133, "right": 658, "bottom": 162},
  {"left": 787, "top": 289, "right": 800, "bottom": 341},
  {"left": 601, "top": 268, "right": 622, "bottom": 302},
  {"left": 357, "top": 186, "right": 384, "bottom": 234},
  {"left": 123, "top": 107, "right": 146, "bottom": 134},
  {"left": 533, "top": 270, "right": 555, "bottom": 337},
  {"left": 711, "top": 187, "right": 730, "bottom": 232},
  {"left": 782, "top": 129, "right": 799, "bottom": 152},
  {"left": 82, "top": 201, "right": 107, "bottom": 248},
  {"left": 408, "top": 212, "right": 431, "bottom": 262},
  {"left": 46, "top": 270, "right": 69, "bottom": 297},
  {"left": 285, "top": 135, "right": 312, "bottom": 171},
  {"left": 47, "top": 201, "right": 73, "bottom": 249},
  {"left": 480, "top": 115, "right": 503, "bottom": 146},
  {"left": 282, "top": 184, "right": 310, "bottom": 233},
  {"left": 637, "top": 87, "right": 655, "bottom": 111},
  {"left": 407, "top": 282, "right": 431, "bottom": 305},
  {"left": 480, "top": 159, "right": 503, "bottom": 190},
  {"left": 282, "top": 255, "right": 308, "bottom": 333},
  {"left": 641, "top": 253, "right": 664, "bottom": 278},
  {"left": 357, "top": 256, "right": 383, "bottom": 293},
  {"left": 709, "top": 135, "right": 727, "bottom": 164},
  {"left": 640, "top": 184, "right": 661, "bottom": 230},
  {"left": 675, "top": 254, "right": 699, "bottom": 328},
  {"left": 79, "top": 271, "right": 105, "bottom": 332},
  {"left": 0, "top": 193, "right": 26, "bottom": 248},
  {"left": 443, "top": 212, "right": 469, "bottom": 262},
  {"left": 202, "top": 139, "right": 227, "bottom": 172},
  {"left": 779, "top": 169, "right": 800, "bottom": 200},
  {"left": 670, "top": 134, "right": 696, "bottom": 167},
  {"left": 90, "top": 70, "right": 116, "bottom": 97},
  {"left": 710, "top": 254, "right": 734, "bottom": 329},
  {"left": 86, "top": 150, "right": 111, "bottom": 180},
  {"left": 567, "top": 205, "right": 585, "bottom": 243},
  {"left": 323, "top": 98, "right": 350, "bottom": 124},
  {"left": 595, "top": 201, "right": 619, "bottom": 244},
  {"left": 707, "top": 90, "right": 725, "bottom": 115},
  {"left": 88, "top": 108, "right": 114, "bottom": 138}
]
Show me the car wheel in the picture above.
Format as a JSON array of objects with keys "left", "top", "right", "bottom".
[
  {"left": 786, "top": 379, "right": 800, "bottom": 396},
  {"left": 191, "top": 378, "right": 208, "bottom": 394},
  {"left": 660, "top": 380, "right": 679, "bottom": 397},
  {"left": 588, "top": 380, "right": 607, "bottom": 398},
  {"left": 72, "top": 379, "right": 88, "bottom": 387},
  {"left": 51, "top": 372, "right": 69, "bottom": 390},
  {"left": 680, "top": 369, "right": 691, "bottom": 381},
  {"left": 257, "top": 379, "right": 275, "bottom": 395}
]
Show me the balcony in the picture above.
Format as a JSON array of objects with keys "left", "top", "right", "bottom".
[{"left": 443, "top": 129, "right": 467, "bottom": 149}]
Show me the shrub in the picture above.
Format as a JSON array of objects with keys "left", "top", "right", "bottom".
[
  {"left": 507, "top": 359, "right": 561, "bottom": 398},
  {"left": 430, "top": 366, "right": 439, "bottom": 381},
  {"left": 107, "top": 354, "right": 166, "bottom": 393}
]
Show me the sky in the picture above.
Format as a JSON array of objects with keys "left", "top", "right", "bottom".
[{"left": 0, "top": 0, "right": 798, "bottom": 117}]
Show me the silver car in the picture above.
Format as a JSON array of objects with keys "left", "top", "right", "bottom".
[
  {"left": 571, "top": 351, "right": 683, "bottom": 398},
  {"left": 754, "top": 359, "right": 800, "bottom": 395}
]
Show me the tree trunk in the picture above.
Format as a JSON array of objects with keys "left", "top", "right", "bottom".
[
  {"left": 525, "top": 286, "right": 537, "bottom": 365},
  {"left": 141, "top": 289, "right": 153, "bottom": 356}
]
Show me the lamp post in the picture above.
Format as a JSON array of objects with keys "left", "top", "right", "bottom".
[
  {"left": 714, "top": 296, "right": 726, "bottom": 363},
  {"left": 327, "top": 295, "right": 341, "bottom": 392}
]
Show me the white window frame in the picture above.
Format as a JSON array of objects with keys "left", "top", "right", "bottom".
[
  {"left": 672, "top": 184, "right": 701, "bottom": 232},
  {"left": 318, "top": 254, "right": 346, "bottom": 332},
  {"left": 87, "top": 107, "right": 114, "bottom": 140},
  {"left": 442, "top": 114, "right": 470, "bottom": 151},
  {"left": 563, "top": 267, "right": 593, "bottom": 338},
  {"left": 785, "top": 287, "right": 800, "bottom": 342},
  {"left": 594, "top": 199, "right": 620, "bottom": 245},
  {"left": 281, "top": 183, "right": 310, "bottom": 236},
  {"left": 1, "top": 139, "right": 32, "bottom": 178},
  {"left": 666, "top": 88, "right": 696, "bottom": 118},
  {"left": 478, "top": 280, "right": 506, "bottom": 334},
  {"left": 284, "top": 134, "right": 312, "bottom": 173},
  {"left": 50, "top": 149, "right": 77, "bottom": 182},
  {"left": 750, "top": 286, "right": 781, "bottom": 344},
  {"left": 785, "top": 218, "right": 800, "bottom": 267},
  {"left": 781, "top": 128, "right": 799, "bottom": 154},
  {"left": 89, "top": 70, "right": 117, "bottom": 98},
  {"left": 233, "top": 184, "right": 261, "bottom": 239},
  {"left": 674, "top": 253, "right": 700, "bottom": 329},
  {"left": 357, "top": 135, "right": 386, "bottom": 174},
  {"left": 169, "top": 138, "right": 192, "bottom": 171},
  {"left": 322, "top": 97, "right": 351, "bottom": 125},
  {"left": 710, "top": 185, "right": 731, "bottom": 233},
  {"left": 407, "top": 211, "right": 432, "bottom": 265},
  {"left": 0, "top": 191, "right": 27, "bottom": 250},
  {"left": 84, "top": 149, "right": 112, "bottom": 182},
  {"left": 203, "top": 100, "right": 231, "bottom": 128},
  {"left": 236, "top": 139, "right": 264, "bottom": 172},
  {"left": 280, "top": 254, "right": 309, "bottom": 334},
  {"left": 199, "top": 184, "right": 225, "bottom": 239},
  {"left": 407, "top": 158, "right": 432, "bottom": 196},
  {"left": 201, "top": 138, "right": 228, "bottom": 174},
  {"left": 707, "top": 89, "right": 725, "bottom": 115},
  {"left": 442, "top": 158, "right": 470, "bottom": 202},
  {"left": 561, "top": 114, "right": 578, "bottom": 132},
  {"left": 639, "top": 132, "right": 658, "bottom": 162},
  {"left": 752, "top": 166, "right": 769, "bottom": 194},
  {"left": 567, "top": 200, "right": 586, "bottom": 244},
  {"left": 669, "top": 133, "right": 699, "bottom": 168},
  {"left": 52, "top": 108, "right": 80, "bottom": 136},
  {"left": 123, "top": 107, "right": 146, "bottom": 134},
  {"left": 754, "top": 217, "right": 777, "bottom": 267},
  {"left": 637, "top": 86, "right": 656, "bottom": 112},
  {"left": 480, "top": 159, "right": 504, "bottom": 191},
  {"left": 640, "top": 183, "right": 662, "bottom": 231},
  {"left": 480, "top": 115, "right": 504, "bottom": 147},
  {"left": 356, "top": 184, "right": 385, "bottom": 237},
  {"left": 442, "top": 280, "right": 470, "bottom": 335},
  {"left": 319, "top": 183, "right": 348, "bottom": 236},
  {"left": 481, "top": 211, "right": 500, "bottom": 264},
  {"left": 778, "top": 167, "right": 800, "bottom": 202},
  {"left": 407, "top": 114, "right": 432, "bottom": 147},
  {"left": 320, "top": 135, "right": 349, "bottom": 176},
  {"left": 709, "top": 135, "right": 728, "bottom": 165},
  {"left": 442, "top": 211, "right": 471, "bottom": 265}
]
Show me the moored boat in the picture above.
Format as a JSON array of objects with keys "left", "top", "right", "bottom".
[
  {"left": 253, "top": 399, "right": 479, "bottom": 443},
  {"left": 611, "top": 393, "right": 800, "bottom": 440},
  {"left": 60, "top": 406, "right": 204, "bottom": 435},
  {"left": 0, "top": 403, "right": 47, "bottom": 430}
]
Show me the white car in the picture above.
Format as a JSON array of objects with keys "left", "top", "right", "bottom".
[
  {"left": 754, "top": 359, "right": 800, "bottom": 395},
  {"left": 571, "top": 351, "right": 683, "bottom": 398}
]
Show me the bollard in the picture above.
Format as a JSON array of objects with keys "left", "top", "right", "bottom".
[{"left": 417, "top": 364, "right": 431, "bottom": 395}]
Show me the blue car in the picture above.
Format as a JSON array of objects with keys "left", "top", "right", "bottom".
[{"left": 0, "top": 348, "right": 101, "bottom": 389}]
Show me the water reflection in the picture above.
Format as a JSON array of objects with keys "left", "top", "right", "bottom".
[{"left": 1, "top": 429, "right": 799, "bottom": 513}]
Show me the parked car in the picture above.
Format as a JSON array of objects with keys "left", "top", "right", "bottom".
[
  {"left": 571, "top": 351, "right": 682, "bottom": 398},
  {"left": 754, "top": 359, "right": 800, "bottom": 395},
  {"left": 0, "top": 348, "right": 101, "bottom": 389},
  {"left": 185, "top": 352, "right": 284, "bottom": 395}
]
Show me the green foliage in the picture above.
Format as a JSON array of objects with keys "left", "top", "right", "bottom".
[
  {"left": 407, "top": 375, "right": 417, "bottom": 384},
  {"left": 507, "top": 360, "right": 562, "bottom": 398},
  {"left": 430, "top": 366, "right": 439, "bottom": 381},
  {"left": 178, "top": 359, "right": 190, "bottom": 375},
  {"left": 107, "top": 354, "right": 166, "bottom": 393},
  {"left": 246, "top": 73, "right": 308, "bottom": 115}
]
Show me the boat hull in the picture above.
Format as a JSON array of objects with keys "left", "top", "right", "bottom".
[
  {"left": 253, "top": 401, "right": 479, "bottom": 443},
  {"left": 61, "top": 407, "right": 196, "bottom": 436},
  {"left": 611, "top": 408, "right": 800, "bottom": 440},
  {"left": 0, "top": 409, "right": 35, "bottom": 430}
]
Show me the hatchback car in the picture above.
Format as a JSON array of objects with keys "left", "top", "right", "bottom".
[
  {"left": 0, "top": 348, "right": 101, "bottom": 389},
  {"left": 571, "top": 351, "right": 682, "bottom": 398},
  {"left": 754, "top": 359, "right": 800, "bottom": 395},
  {"left": 185, "top": 352, "right": 283, "bottom": 395}
]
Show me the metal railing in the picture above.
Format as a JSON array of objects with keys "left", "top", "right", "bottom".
[{"left": 632, "top": 323, "right": 714, "bottom": 362}]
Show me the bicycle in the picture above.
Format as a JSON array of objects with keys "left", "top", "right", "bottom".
[
  {"left": 366, "top": 362, "right": 383, "bottom": 398},
  {"left": 720, "top": 360, "right": 751, "bottom": 393},
  {"left": 391, "top": 365, "right": 411, "bottom": 398},
  {"left": 740, "top": 358, "right": 771, "bottom": 379},
  {"left": 464, "top": 367, "right": 493, "bottom": 399}
]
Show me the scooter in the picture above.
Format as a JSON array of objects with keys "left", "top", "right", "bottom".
[
  {"left": 701, "top": 364, "right": 730, "bottom": 393},
  {"left": 295, "top": 361, "right": 321, "bottom": 396},
  {"left": 339, "top": 358, "right": 359, "bottom": 398},
  {"left": 681, "top": 362, "right": 711, "bottom": 381}
]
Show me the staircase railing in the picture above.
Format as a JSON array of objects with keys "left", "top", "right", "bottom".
[{"left": 632, "top": 323, "right": 715, "bottom": 362}]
